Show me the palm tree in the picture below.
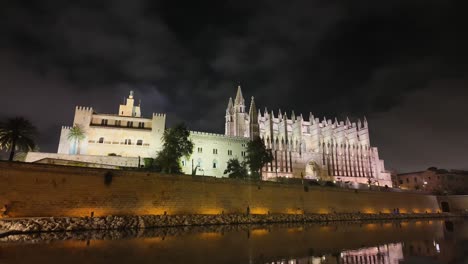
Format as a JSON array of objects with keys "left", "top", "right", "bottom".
[
  {"left": 67, "top": 125, "right": 85, "bottom": 155},
  {"left": 0, "top": 117, "right": 37, "bottom": 161}
]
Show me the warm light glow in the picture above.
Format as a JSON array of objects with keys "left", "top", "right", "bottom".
[
  {"left": 199, "top": 208, "right": 224, "bottom": 215},
  {"left": 198, "top": 232, "right": 222, "bottom": 239},
  {"left": 287, "top": 227, "right": 304, "bottom": 233},
  {"left": 250, "top": 207, "right": 269, "bottom": 214},
  {"left": 251, "top": 229, "right": 269, "bottom": 236}
]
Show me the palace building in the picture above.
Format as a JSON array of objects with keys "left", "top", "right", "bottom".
[{"left": 25, "top": 86, "right": 392, "bottom": 186}]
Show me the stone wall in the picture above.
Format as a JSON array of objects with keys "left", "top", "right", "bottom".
[
  {"left": 0, "top": 162, "right": 440, "bottom": 218},
  {"left": 438, "top": 195, "right": 468, "bottom": 213},
  {"left": 25, "top": 152, "right": 140, "bottom": 168}
]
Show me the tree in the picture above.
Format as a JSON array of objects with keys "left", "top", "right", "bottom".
[
  {"left": 245, "top": 137, "right": 273, "bottom": 180},
  {"left": 67, "top": 125, "right": 85, "bottom": 155},
  {"left": 0, "top": 117, "right": 37, "bottom": 161},
  {"left": 224, "top": 158, "right": 248, "bottom": 179},
  {"left": 154, "top": 123, "right": 194, "bottom": 174}
]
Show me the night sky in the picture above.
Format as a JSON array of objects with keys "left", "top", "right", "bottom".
[{"left": 1, "top": 0, "right": 467, "bottom": 172}]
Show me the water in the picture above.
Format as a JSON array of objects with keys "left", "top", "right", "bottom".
[{"left": 1, "top": 219, "right": 467, "bottom": 264}]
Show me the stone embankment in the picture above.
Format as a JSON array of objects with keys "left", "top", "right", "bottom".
[{"left": 0, "top": 213, "right": 453, "bottom": 236}]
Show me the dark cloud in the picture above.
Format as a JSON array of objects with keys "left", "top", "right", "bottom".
[{"left": 1, "top": 0, "right": 467, "bottom": 172}]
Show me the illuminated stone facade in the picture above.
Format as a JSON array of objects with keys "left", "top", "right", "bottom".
[
  {"left": 46, "top": 91, "right": 249, "bottom": 177},
  {"left": 226, "top": 86, "right": 392, "bottom": 186},
  {"left": 26, "top": 87, "right": 391, "bottom": 186}
]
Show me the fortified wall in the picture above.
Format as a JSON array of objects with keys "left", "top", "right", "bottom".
[{"left": 0, "top": 162, "right": 450, "bottom": 218}]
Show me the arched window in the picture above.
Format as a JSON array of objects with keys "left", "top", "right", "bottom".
[
  {"left": 137, "top": 140, "right": 143, "bottom": 146},
  {"left": 124, "top": 139, "right": 132, "bottom": 145},
  {"left": 98, "top": 137, "right": 104, "bottom": 143},
  {"left": 212, "top": 159, "right": 218, "bottom": 169}
]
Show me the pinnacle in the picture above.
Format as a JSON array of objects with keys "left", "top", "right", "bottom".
[{"left": 234, "top": 85, "right": 244, "bottom": 105}]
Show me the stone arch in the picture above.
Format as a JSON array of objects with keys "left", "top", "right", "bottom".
[{"left": 304, "top": 160, "right": 320, "bottom": 180}]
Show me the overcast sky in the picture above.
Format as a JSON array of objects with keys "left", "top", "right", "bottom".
[{"left": 1, "top": 0, "right": 467, "bottom": 172}]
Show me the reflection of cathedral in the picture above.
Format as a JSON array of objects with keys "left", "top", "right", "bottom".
[
  {"left": 225, "top": 86, "right": 392, "bottom": 186},
  {"left": 269, "top": 243, "right": 404, "bottom": 264},
  {"left": 340, "top": 243, "right": 404, "bottom": 264}
]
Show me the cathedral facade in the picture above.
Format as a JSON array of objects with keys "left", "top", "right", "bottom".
[
  {"left": 226, "top": 86, "right": 391, "bottom": 186},
  {"left": 26, "top": 87, "right": 392, "bottom": 187}
]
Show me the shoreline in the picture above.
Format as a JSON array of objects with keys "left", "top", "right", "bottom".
[{"left": 0, "top": 212, "right": 460, "bottom": 238}]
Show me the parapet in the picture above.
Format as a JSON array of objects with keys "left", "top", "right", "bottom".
[
  {"left": 190, "top": 131, "right": 248, "bottom": 142},
  {"left": 152, "top": 113, "right": 166, "bottom": 117},
  {"left": 75, "top": 106, "right": 94, "bottom": 112}
]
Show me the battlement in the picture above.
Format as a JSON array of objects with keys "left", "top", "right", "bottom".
[
  {"left": 152, "top": 113, "right": 166, "bottom": 117},
  {"left": 61, "top": 126, "right": 72, "bottom": 130},
  {"left": 75, "top": 106, "right": 94, "bottom": 112},
  {"left": 190, "top": 131, "right": 248, "bottom": 142}
]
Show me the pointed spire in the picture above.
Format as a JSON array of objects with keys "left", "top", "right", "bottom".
[
  {"left": 346, "top": 116, "right": 351, "bottom": 126},
  {"left": 299, "top": 113, "right": 303, "bottom": 120},
  {"left": 264, "top": 107, "right": 269, "bottom": 117},
  {"left": 278, "top": 109, "right": 282, "bottom": 120},
  {"left": 249, "top": 96, "right": 259, "bottom": 140},
  {"left": 227, "top": 97, "right": 233, "bottom": 111},
  {"left": 291, "top": 110, "right": 296, "bottom": 121},
  {"left": 357, "top": 118, "right": 362, "bottom": 129},
  {"left": 334, "top": 117, "right": 338, "bottom": 125},
  {"left": 363, "top": 116, "right": 368, "bottom": 128},
  {"left": 129, "top": 90, "right": 134, "bottom": 99},
  {"left": 249, "top": 96, "right": 257, "bottom": 119},
  {"left": 234, "top": 85, "right": 244, "bottom": 105},
  {"left": 283, "top": 111, "right": 288, "bottom": 120}
]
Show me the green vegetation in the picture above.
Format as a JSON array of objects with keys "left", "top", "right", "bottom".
[
  {"left": 153, "top": 123, "right": 194, "bottom": 174},
  {"left": 67, "top": 125, "right": 85, "bottom": 155},
  {"left": 224, "top": 158, "right": 248, "bottom": 179},
  {"left": 0, "top": 117, "right": 37, "bottom": 161},
  {"left": 143, "top": 158, "right": 154, "bottom": 168},
  {"left": 245, "top": 137, "right": 273, "bottom": 179},
  {"left": 224, "top": 137, "right": 273, "bottom": 180}
]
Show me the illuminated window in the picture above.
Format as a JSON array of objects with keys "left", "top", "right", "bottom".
[
  {"left": 136, "top": 140, "right": 143, "bottom": 146},
  {"left": 98, "top": 137, "right": 104, "bottom": 143}
]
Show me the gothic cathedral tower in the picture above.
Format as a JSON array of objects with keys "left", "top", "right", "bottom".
[
  {"left": 249, "top": 96, "right": 259, "bottom": 140},
  {"left": 225, "top": 85, "right": 249, "bottom": 137}
]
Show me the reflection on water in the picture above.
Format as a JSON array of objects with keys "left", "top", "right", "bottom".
[{"left": 0, "top": 219, "right": 467, "bottom": 264}]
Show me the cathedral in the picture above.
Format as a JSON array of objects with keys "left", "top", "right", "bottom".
[
  {"left": 226, "top": 86, "right": 391, "bottom": 186},
  {"left": 25, "top": 86, "right": 392, "bottom": 187}
]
